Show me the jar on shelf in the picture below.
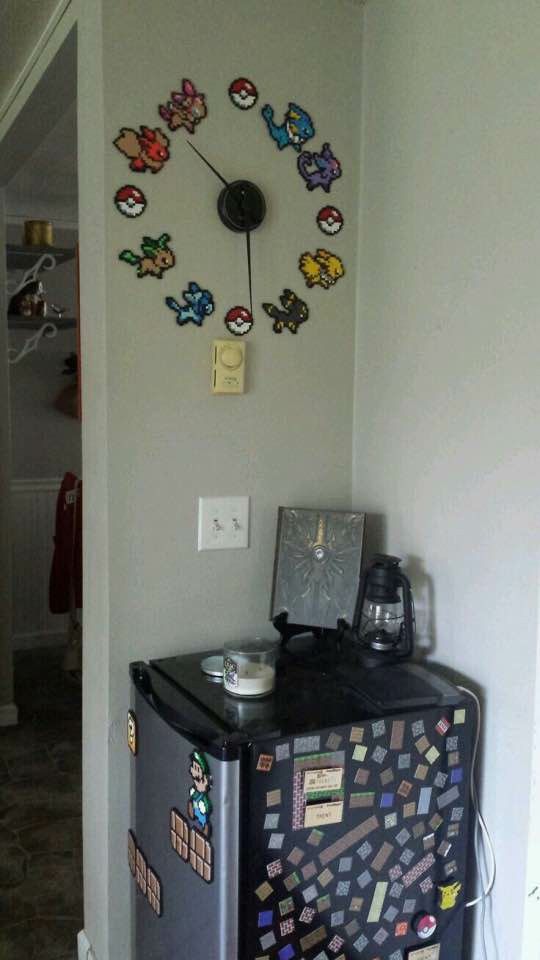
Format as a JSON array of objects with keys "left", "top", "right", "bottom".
[{"left": 24, "top": 220, "right": 53, "bottom": 246}]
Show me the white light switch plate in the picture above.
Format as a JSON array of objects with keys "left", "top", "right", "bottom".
[{"left": 197, "top": 496, "right": 250, "bottom": 551}]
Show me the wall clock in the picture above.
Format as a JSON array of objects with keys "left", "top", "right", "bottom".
[
  {"left": 187, "top": 141, "right": 265, "bottom": 332},
  {"left": 113, "top": 76, "right": 345, "bottom": 339}
]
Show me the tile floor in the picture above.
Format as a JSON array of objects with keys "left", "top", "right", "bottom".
[{"left": 0, "top": 647, "right": 82, "bottom": 960}]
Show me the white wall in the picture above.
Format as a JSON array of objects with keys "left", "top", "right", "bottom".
[
  {"left": 354, "top": 2, "right": 540, "bottom": 956},
  {"left": 78, "top": 2, "right": 363, "bottom": 957},
  {"left": 0, "top": 0, "right": 68, "bottom": 116}
]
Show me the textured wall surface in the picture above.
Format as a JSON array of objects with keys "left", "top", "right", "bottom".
[
  {"left": 79, "top": 2, "right": 363, "bottom": 956},
  {"left": 0, "top": 0, "right": 65, "bottom": 112},
  {"left": 353, "top": 2, "right": 540, "bottom": 956}
]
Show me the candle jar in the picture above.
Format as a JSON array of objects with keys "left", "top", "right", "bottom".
[
  {"left": 24, "top": 220, "right": 53, "bottom": 246},
  {"left": 223, "top": 639, "right": 277, "bottom": 698}
]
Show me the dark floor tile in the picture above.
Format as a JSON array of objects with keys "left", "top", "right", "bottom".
[
  {"left": 0, "top": 923, "right": 30, "bottom": 960},
  {"left": 32, "top": 916, "right": 80, "bottom": 958},
  {"left": 0, "top": 722, "right": 42, "bottom": 761},
  {"left": 0, "top": 774, "right": 81, "bottom": 828},
  {"left": 0, "top": 822, "right": 17, "bottom": 844},
  {"left": 6, "top": 749, "right": 59, "bottom": 783},
  {"left": 1, "top": 648, "right": 83, "bottom": 953},
  {"left": 17, "top": 816, "right": 82, "bottom": 856},
  {"left": 36, "top": 889, "right": 84, "bottom": 921},
  {"left": 0, "top": 886, "right": 37, "bottom": 927},
  {"left": 1, "top": 800, "right": 66, "bottom": 832},
  {"left": 34, "top": 721, "right": 82, "bottom": 752},
  {"left": 50, "top": 743, "right": 81, "bottom": 776},
  {"left": 0, "top": 915, "right": 79, "bottom": 960},
  {"left": 0, "top": 836, "right": 28, "bottom": 889},
  {"left": 29, "top": 852, "right": 83, "bottom": 920}
]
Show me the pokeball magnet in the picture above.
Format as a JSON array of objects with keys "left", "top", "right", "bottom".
[
  {"left": 413, "top": 911, "right": 437, "bottom": 939},
  {"left": 114, "top": 185, "right": 147, "bottom": 218},
  {"left": 224, "top": 306, "right": 253, "bottom": 335},
  {"left": 228, "top": 78, "right": 258, "bottom": 110},
  {"left": 317, "top": 205, "right": 344, "bottom": 235}
]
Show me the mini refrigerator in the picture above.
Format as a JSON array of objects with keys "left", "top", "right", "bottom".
[{"left": 128, "top": 648, "right": 474, "bottom": 960}]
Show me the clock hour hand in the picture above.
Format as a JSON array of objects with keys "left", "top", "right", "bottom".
[{"left": 186, "top": 141, "right": 229, "bottom": 187}]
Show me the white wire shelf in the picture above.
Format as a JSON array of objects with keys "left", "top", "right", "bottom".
[{"left": 6, "top": 244, "right": 76, "bottom": 271}]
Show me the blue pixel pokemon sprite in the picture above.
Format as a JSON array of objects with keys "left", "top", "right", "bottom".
[
  {"left": 261, "top": 102, "right": 315, "bottom": 152},
  {"left": 166, "top": 282, "right": 215, "bottom": 327}
]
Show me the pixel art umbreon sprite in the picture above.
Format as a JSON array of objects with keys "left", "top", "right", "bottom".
[{"left": 262, "top": 289, "right": 309, "bottom": 334}]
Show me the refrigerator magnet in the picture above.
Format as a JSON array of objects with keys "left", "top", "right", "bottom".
[
  {"left": 405, "top": 946, "right": 441, "bottom": 960},
  {"left": 146, "top": 867, "right": 162, "bottom": 916},
  {"left": 257, "top": 753, "right": 274, "bottom": 772},
  {"left": 127, "top": 711, "right": 137, "bottom": 755},
  {"left": 438, "top": 880, "right": 462, "bottom": 910},
  {"left": 304, "top": 800, "right": 344, "bottom": 828},
  {"left": 189, "top": 826, "right": 213, "bottom": 883},
  {"left": 128, "top": 830, "right": 137, "bottom": 875},
  {"left": 135, "top": 848, "right": 147, "bottom": 894},
  {"left": 170, "top": 808, "right": 189, "bottom": 861},
  {"left": 188, "top": 750, "right": 212, "bottom": 837},
  {"left": 327, "top": 934, "right": 345, "bottom": 953}
]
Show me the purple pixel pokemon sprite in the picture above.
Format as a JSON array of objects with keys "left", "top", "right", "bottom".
[{"left": 297, "top": 142, "right": 342, "bottom": 193}]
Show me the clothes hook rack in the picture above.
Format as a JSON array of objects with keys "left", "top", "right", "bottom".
[
  {"left": 8, "top": 321, "right": 58, "bottom": 366},
  {"left": 6, "top": 252, "right": 57, "bottom": 299},
  {"left": 6, "top": 252, "right": 60, "bottom": 365}
]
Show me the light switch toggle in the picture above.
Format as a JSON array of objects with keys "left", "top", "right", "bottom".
[{"left": 198, "top": 496, "right": 250, "bottom": 550}]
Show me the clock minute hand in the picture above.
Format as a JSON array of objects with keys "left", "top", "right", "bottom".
[
  {"left": 246, "top": 227, "right": 254, "bottom": 318},
  {"left": 186, "top": 141, "right": 229, "bottom": 187},
  {"left": 240, "top": 189, "right": 254, "bottom": 318}
]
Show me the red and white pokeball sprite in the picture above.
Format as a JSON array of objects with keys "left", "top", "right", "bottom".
[
  {"left": 228, "top": 78, "right": 258, "bottom": 111},
  {"left": 225, "top": 306, "right": 253, "bottom": 336},
  {"left": 114, "top": 184, "right": 147, "bottom": 218},
  {"left": 413, "top": 911, "right": 437, "bottom": 940},
  {"left": 317, "top": 205, "right": 344, "bottom": 236}
]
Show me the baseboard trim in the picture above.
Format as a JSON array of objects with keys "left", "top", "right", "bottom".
[
  {"left": 0, "top": 702, "right": 18, "bottom": 727},
  {"left": 78, "top": 929, "right": 96, "bottom": 960}
]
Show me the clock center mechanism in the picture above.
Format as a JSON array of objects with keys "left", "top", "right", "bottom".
[{"left": 218, "top": 180, "right": 266, "bottom": 234}]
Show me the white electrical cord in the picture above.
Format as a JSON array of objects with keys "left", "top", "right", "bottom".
[{"left": 456, "top": 685, "right": 497, "bottom": 907}]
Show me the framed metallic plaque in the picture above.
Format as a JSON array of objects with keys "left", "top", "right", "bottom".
[{"left": 270, "top": 507, "right": 366, "bottom": 630}]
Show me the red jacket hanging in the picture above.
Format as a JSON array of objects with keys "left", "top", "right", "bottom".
[{"left": 49, "top": 472, "right": 82, "bottom": 614}]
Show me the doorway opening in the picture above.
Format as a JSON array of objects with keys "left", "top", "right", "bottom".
[{"left": 0, "top": 32, "right": 82, "bottom": 960}]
